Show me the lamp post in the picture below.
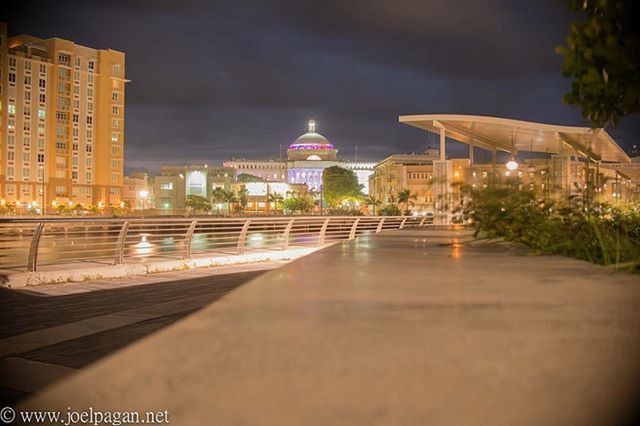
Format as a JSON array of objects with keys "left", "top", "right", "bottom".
[
  {"left": 38, "top": 164, "right": 45, "bottom": 215},
  {"left": 140, "top": 189, "right": 149, "bottom": 213}
]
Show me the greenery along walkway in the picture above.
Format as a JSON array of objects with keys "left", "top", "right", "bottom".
[{"left": 464, "top": 188, "right": 640, "bottom": 273}]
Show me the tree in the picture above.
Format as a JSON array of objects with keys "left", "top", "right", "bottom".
[
  {"left": 267, "top": 192, "right": 284, "bottom": 213},
  {"left": 556, "top": 0, "right": 639, "bottom": 128},
  {"left": 322, "top": 166, "right": 363, "bottom": 208},
  {"left": 235, "top": 188, "right": 249, "bottom": 213},
  {"left": 185, "top": 194, "right": 211, "bottom": 214},
  {"left": 364, "top": 195, "right": 381, "bottom": 216},
  {"left": 282, "top": 197, "right": 313, "bottom": 214},
  {"left": 379, "top": 204, "right": 402, "bottom": 216},
  {"left": 397, "top": 190, "right": 417, "bottom": 214},
  {"left": 237, "top": 173, "right": 264, "bottom": 182}
]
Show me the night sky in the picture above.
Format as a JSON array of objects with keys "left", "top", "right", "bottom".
[{"left": 4, "top": 0, "right": 640, "bottom": 174}]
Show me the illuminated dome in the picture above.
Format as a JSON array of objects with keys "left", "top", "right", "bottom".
[{"left": 288, "top": 120, "right": 335, "bottom": 150}]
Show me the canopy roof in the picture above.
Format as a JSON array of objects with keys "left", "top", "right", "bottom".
[{"left": 399, "top": 114, "right": 630, "bottom": 164}]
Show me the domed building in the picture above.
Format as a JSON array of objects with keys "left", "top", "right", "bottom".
[
  {"left": 224, "top": 119, "right": 376, "bottom": 194},
  {"left": 287, "top": 120, "right": 338, "bottom": 161}
]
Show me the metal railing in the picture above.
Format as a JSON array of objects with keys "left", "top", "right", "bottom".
[{"left": 0, "top": 216, "right": 431, "bottom": 272}]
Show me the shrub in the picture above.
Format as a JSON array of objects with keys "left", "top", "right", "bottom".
[{"left": 465, "top": 188, "right": 640, "bottom": 273}]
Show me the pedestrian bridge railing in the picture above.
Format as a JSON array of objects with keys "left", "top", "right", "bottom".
[{"left": 0, "top": 216, "right": 430, "bottom": 272}]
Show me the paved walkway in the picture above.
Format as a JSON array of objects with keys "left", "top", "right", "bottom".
[
  {"left": 15, "top": 229, "right": 640, "bottom": 425},
  {"left": 0, "top": 262, "right": 282, "bottom": 404}
]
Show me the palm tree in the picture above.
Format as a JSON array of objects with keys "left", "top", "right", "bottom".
[
  {"left": 267, "top": 192, "right": 284, "bottom": 214},
  {"left": 397, "top": 189, "right": 417, "bottom": 215},
  {"left": 364, "top": 195, "right": 381, "bottom": 216},
  {"left": 211, "top": 187, "right": 228, "bottom": 215},
  {"left": 236, "top": 188, "right": 249, "bottom": 214}
]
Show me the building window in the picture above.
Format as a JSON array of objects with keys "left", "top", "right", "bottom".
[
  {"left": 38, "top": 153, "right": 44, "bottom": 163},
  {"left": 8, "top": 73, "right": 16, "bottom": 83},
  {"left": 38, "top": 138, "right": 45, "bottom": 149},
  {"left": 111, "top": 146, "right": 119, "bottom": 155},
  {"left": 112, "top": 106, "right": 119, "bottom": 115},
  {"left": 38, "top": 108, "right": 45, "bottom": 119},
  {"left": 112, "top": 92, "right": 119, "bottom": 102},
  {"left": 111, "top": 173, "right": 118, "bottom": 183},
  {"left": 72, "top": 171, "right": 78, "bottom": 180},
  {"left": 112, "top": 119, "right": 118, "bottom": 128},
  {"left": 23, "top": 168, "right": 30, "bottom": 180},
  {"left": 112, "top": 64, "right": 121, "bottom": 76},
  {"left": 160, "top": 183, "right": 173, "bottom": 190},
  {"left": 88, "top": 61, "right": 95, "bottom": 72},
  {"left": 86, "top": 116, "right": 93, "bottom": 125},
  {"left": 39, "top": 64, "right": 46, "bottom": 74},
  {"left": 58, "top": 54, "right": 71, "bottom": 66},
  {"left": 39, "top": 79, "right": 45, "bottom": 88},
  {"left": 74, "top": 57, "right": 81, "bottom": 68},
  {"left": 39, "top": 93, "right": 46, "bottom": 103},
  {"left": 111, "top": 133, "right": 118, "bottom": 142},
  {"left": 8, "top": 103, "right": 15, "bottom": 115},
  {"left": 86, "top": 145, "right": 92, "bottom": 153},
  {"left": 25, "top": 91, "right": 31, "bottom": 101},
  {"left": 111, "top": 160, "right": 118, "bottom": 170}
]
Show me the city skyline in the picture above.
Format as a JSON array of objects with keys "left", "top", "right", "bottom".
[{"left": 5, "top": 0, "right": 639, "bottom": 175}]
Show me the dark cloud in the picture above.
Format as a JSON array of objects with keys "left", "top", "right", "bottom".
[{"left": 3, "top": 0, "right": 638, "bottom": 174}]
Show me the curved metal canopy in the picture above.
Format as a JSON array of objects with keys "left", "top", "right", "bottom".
[{"left": 399, "top": 114, "right": 631, "bottom": 164}]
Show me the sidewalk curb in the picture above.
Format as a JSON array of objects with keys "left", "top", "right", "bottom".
[{"left": 2, "top": 247, "right": 322, "bottom": 288}]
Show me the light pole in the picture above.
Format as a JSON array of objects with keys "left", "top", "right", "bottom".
[
  {"left": 39, "top": 164, "right": 45, "bottom": 216},
  {"left": 139, "top": 189, "right": 149, "bottom": 214}
]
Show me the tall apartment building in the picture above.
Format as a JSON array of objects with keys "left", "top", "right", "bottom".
[{"left": 0, "top": 22, "right": 126, "bottom": 213}]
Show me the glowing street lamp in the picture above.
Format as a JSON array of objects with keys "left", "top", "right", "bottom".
[
  {"left": 506, "top": 160, "right": 519, "bottom": 171},
  {"left": 139, "top": 190, "right": 149, "bottom": 212}
]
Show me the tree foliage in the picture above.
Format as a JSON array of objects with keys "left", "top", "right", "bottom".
[
  {"left": 281, "top": 197, "right": 313, "bottom": 214},
  {"left": 237, "top": 173, "right": 264, "bottom": 182},
  {"left": 185, "top": 194, "right": 211, "bottom": 213},
  {"left": 379, "top": 204, "right": 402, "bottom": 216},
  {"left": 397, "top": 190, "right": 417, "bottom": 214},
  {"left": 322, "top": 166, "right": 362, "bottom": 207},
  {"left": 556, "top": 0, "right": 639, "bottom": 127}
]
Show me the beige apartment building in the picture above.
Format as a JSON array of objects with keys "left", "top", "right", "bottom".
[{"left": 0, "top": 22, "right": 126, "bottom": 213}]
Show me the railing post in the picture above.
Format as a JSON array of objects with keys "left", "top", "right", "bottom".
[
  {"left": 237, "top": 219, "right": 251, "bottom": 255},
  {"left": 27, "top": 222, "right": 45, "bottom": 272},
  {"left": 281, "top": 218, "right": 295, "bottom": 250},
  {"left": 376, "top": 217, "right": 385, "bottom": 233},
  {"left": 318, "top": 217, "right": 331, "bottom": 246},
  {"left": 419, "top": 216, "right": 426, "bottom": 227},
  {"left": 399, "top": 217, "right": 408, "bottom": 229},
  {"left": 348, "top": 217, "right": 361, "bottom": 240},
  {"left": 183, "top": 220, "right": 198, "bottom": 260},
  {"left": 114, "top": 221, "right": 130, "bottom": 265}
]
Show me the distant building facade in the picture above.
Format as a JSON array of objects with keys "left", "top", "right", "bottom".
[
  {"left": 0, "top": 22, "right": 127, "bottom": 213},
  {"left": 151, "top": 165, "right": 235, "bottom": 211},
  {"left": 122, "top": 172, "right": 150, "bottom": 210},
  {"left": 224, "top": 120, "right": 377, "bottom": 194},
  {"left": 370, "top": 151, "right": 637, "bottom": 215}
]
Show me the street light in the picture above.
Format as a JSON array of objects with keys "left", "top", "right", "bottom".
[
  {"left": 38, "top": 164, "right": 45, "bottom": 216},
  {"left": 139, "top": 190, "right": 149, "bottom": 213},
  {"left": 506, "top": 160, "right": 519, "bottom": 171}
]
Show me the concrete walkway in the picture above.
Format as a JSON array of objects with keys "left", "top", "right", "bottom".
[{"left": 18, "top": 228, "right": 640, "bottom": 425}]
